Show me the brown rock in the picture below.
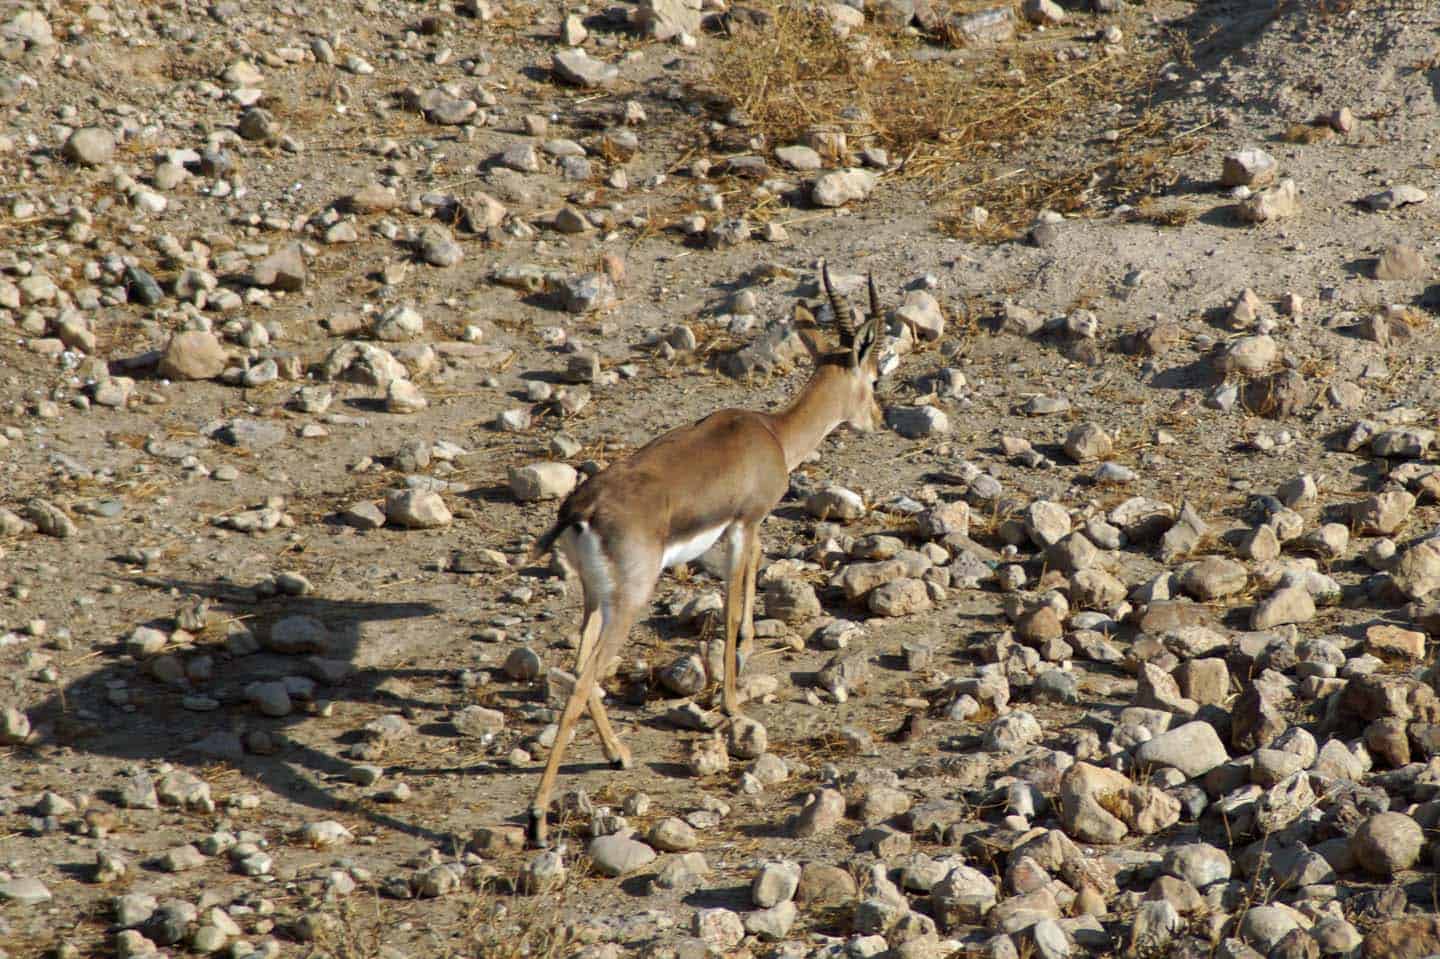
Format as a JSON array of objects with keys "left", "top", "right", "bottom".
[
  {"left": 1364, "top": 718, "right": 1410, "bottom": 768},
  {"left": 1373, "top": 245, "right": 1427, "bottom": 281},
  {"left": 1016, "top": 606, "right": 1064, "bottom": 643},
  {"left": 1366, "top": 624, "right": 1426, "bottom": 661},
  {"left": 796, "top": 862, "right": 857, "bottom": 907},
  {"left": 1232, "top": 683, "right": 1286, "bottom": 752},
  {"left": 157, "top": 331, "right": 227, "bottom": 380},
  {"left": 1363, "top": 916, "right": 1440, "bottom": 959},
  {"left": 1351, "top": 812, "right": 1424, "bottom": 877}
]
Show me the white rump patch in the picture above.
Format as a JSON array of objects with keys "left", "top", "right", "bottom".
[
  {"left": 561, "top": 522, "right": 614, "bottom": 609},
  {"left": 660, "top": 525, "right": 728, "bottom": 570}
]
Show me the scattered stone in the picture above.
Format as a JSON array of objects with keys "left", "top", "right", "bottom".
[
  {"left": 1064, "top": 423, "right": 1112, "bottom": 462},
  {"left": 64, "top": 126, "right": 115, "bottom": 166},
  {"left": 1134, "top": 721, "right": 1229, "bottom": 778},
  {"left": 812, "top": 169, "right": 877, "bottom": 208},
  {"left": 1238, "top": 178, "right": 1299, "bottom": 223},
  {"left": 0, "top": 877, "right": 51, "bottom": 905},
  {"left": 510, "top": 462, "right": 579, "bottom": 502},
  {"left": 384, "top": 490, "right": 452, "bottom": 528},
  {"left": 588, "top": 835, "right": 657, "bottom": 877},
  {"left": 1374, "top": 245, "right": 1427, "bottom": 281},
  {"left": 1350, "top": 812, "right": 1423, "bottom": 876},
  {"left": 1221, "top": 149, "right": 1277, "bottom": 187},
  {"left": 553, "top": 49, "right": 618, "bottom": 88},
  {"left": 251, "top": 243, "right": 306, "bottom": 291},
  {"left": 158, "top": 331, "right": 227, "bottom": 380}
]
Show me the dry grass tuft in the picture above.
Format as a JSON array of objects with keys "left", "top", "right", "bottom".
[
  {"left": 1123, "top": 196, "right": 1200, "bottom": 228},
  {"left": 699, "top": 0, "right": 1208, "bottom": 239}
]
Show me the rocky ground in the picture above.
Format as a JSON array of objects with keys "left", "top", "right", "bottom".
[{"left": 4, "top": 0, "right": 1440, "bottom": 956}]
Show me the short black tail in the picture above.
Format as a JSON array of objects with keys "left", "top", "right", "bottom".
[{"left": 529, "top": 520, "right": 566, "bottom": 562}]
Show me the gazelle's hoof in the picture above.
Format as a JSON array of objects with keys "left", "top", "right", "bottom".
[
  {"left": 526, "top": 808, "right": 549, "bottom": 849},
  {"left": 609, "top": 748, "right": 634, "bottom": 771}
]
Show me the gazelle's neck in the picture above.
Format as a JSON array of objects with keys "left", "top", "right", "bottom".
[{"left": 768, "top": 366, "right": 847, "bottom": 473}]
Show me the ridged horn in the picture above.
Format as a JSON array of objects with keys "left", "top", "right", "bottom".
[
  {"left": 820, "top": 259, "right": 856, "bottom": 347},
  {"left": 867, "top": 273, "right": 881, "bottom": 326}
]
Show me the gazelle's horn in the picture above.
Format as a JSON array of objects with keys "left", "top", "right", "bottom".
[
  {"left": 820, "top": 260, "right": 856, "bottom": 346},
  {"left": 867, "top": 273, "right": 881, "bottom": 325}
]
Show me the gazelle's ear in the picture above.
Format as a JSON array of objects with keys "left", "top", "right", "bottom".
[
  {"left": 851, "top": 318, "right": 880, "bottom": 370},
  {"left": 793, "top": 303, "right": 825, "bottom": 361}
]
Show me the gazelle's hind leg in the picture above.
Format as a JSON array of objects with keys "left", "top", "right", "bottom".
[
  {"left": 575, "top": 606, "right": 631, "bottom": 770},
  {"left": 738, "top": 532, "right": 762, "bottom": 658},
  {"left": 529, "top": 593, "right": 642, "bottom": 846},
  {"left": 721, "top": 523, "right": 757, "bottom": 717}
]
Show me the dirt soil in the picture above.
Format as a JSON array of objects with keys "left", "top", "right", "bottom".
[{"left": 3, "top": 0, "right": 1440, "bottom": 956}]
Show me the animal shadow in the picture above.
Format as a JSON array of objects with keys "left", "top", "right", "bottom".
[{"left": 27, "top": 577, "right": 467, "bottom": 845}]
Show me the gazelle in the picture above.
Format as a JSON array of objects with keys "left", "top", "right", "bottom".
[{"left": 524, "top": 263, "right": 892, "bottom": 847}]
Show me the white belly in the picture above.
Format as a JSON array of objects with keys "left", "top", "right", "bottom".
[{"left": 661, "top": 525, "right": 728, "bottom": 569}]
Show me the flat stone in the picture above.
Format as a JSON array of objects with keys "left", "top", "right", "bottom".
[
  {"left": 0, "top": 877, "right": 51, "bottom": 905},
  {"left": 588, "top": 835, "right": 656, "bottom": 877},
  {"left": 553, "top": 49, "right": 618, "bottom": 88}
]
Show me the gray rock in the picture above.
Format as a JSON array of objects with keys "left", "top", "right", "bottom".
[
  {"left": 556, "top": 272, "right": 617, "bottom": 313},
  {"left": 0, "top": 877, "right": 51, "bottom": 905},
  {"left": 1237, "top": 178, "right": 1299, "bottom": 223},
  {"left": 1162, "top": 844, "right": 1231, "bottom": 888},
  {"left": 510, "top": 462, "right": 579, "bottom": 502},
  {"left": 1220, "top": 149, "right": 1277, "bottom": 187},
  {"left": 1374, "top": 244, "right": 1427, "bottom": 281},
  {"left": 792, "top": 788, "right": 846, "bottom": 837},
  {"left": 1064, "top": 422, "right": 1112, "bottom": 462},
  {"left": 454, "top": 705, "right": 505, "bottom": 737},
  {"left": 114, "top": 892, "right": 158, "bottom": 927},
  {"left": 553, "top": 49, "right": 618, "bottom": 88},
  {"left": 251, "top": 243, "right": 306, "bottom": 290},
  {"left": 1237, "top": 905, "right": 1297, "bottom": 953},
  {"left": 776, "top": 145, "right": 823, "bottom": 171},
  {"left": 812, "top": 168, "right": 877, "bottom": 208},
  {"left": 744, "top": 900, "right": 797, "bottom": 941},
  {"left": 1350, "top": 812, "right": 1423, "bottom": 876},
  {"left": 384, "top": 489, "right": 452, "bottom": 528},
  {"left": 1134, "top": 721, "right": 1229, "bottom": 778},
  {"left": 636, "top": 0, "right": 702, "bottom": 39},
  {"left": 765, "top": 579, "right": 821, "bottom": 622},
  {"left": 386, "top": 378, "right": 428, "bottom": 414},
  {"left": 342, "top": 501, "right": 386, "bottom": 529},
  {"left": 753, "top": 860, "right": 801, "bottom": 907},
  {"left": 886, "top": 405, "right": 950, "bottom": 438},
  {"left": 588, "top": 835, "right": 657, "bottom": 877},
  {"left": 64, "top": 126, "right": 115, "bottom": 166},
  {"left": 215, "top": 418, "right": 286, "bottom": 450},
  {"left": 158, "top": 844, "right": 206, "bottom": 872}
]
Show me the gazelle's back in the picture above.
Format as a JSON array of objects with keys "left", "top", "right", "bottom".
[{"left": 554, "top": 409, "right": 788, "bottom": 556}]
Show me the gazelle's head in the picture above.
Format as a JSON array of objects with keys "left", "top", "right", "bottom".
[{"left": 796, "top": 261, "right": 887, "bottom": 432}]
